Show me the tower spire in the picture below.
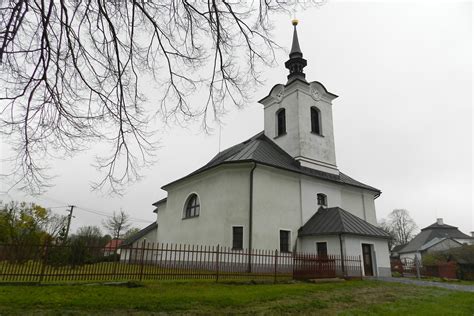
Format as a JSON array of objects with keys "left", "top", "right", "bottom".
[{"left": 285, "top": 19, "right": 307, "bottom": 82}]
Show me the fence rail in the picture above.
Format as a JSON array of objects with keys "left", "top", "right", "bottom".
[{"left": 0, "top": 242, "right": 361, "bottom": 283}]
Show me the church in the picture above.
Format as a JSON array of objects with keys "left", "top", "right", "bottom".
[{"left": 151, "top": 21, "right": 391, "bottom": 277}]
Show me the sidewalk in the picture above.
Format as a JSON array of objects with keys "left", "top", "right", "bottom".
[{"left": 373, "top": 277, "right": 474, "bottom": 293}]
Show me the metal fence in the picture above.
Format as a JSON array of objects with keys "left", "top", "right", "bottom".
[
  {"left": 0, "top": 241, "right": 361, "bottom": 283},
  {"left": 392, "top": 258, "right": 474, "bottom": 280}
]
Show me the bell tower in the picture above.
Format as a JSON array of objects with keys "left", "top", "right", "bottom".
[{"left": 259, "top": 20, "right": 339, "bottom": 175}]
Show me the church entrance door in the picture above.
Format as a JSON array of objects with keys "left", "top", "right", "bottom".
[{"left": 362, "top": 244, "right": 374, "bottom": 276}]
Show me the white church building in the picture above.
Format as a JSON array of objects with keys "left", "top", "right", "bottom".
[{"left": 151, "top": 21, "right": 391, "bottom": 277}]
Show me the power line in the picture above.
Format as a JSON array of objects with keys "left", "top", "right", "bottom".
[
  {"left": 75, "top": 206, "right": 151, "bottom": 223},
  {"left": 1, "top": 191, "right": 152, "bottom": 223}
]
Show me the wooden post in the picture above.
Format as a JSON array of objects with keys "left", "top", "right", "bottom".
[
  {"left": 39, "top": 240, "right": 50, "bottom": 284},
  {"left": 273, "top": 249, "right": 278, "bottom": 283},
  {"left": 139, "top": 239, "right": 146, "bottom": 281},
  {"left": 339, "top": 234, "right": 345, "bottom": 277},
  {"left": 215, "top": 245, "right": 220, "bottom": 282},
  {"left": 359, "top": 255, "right": 363, "bottom": 279},
  {"left": 415, "top": 256, "right": 421, "bottom": 279}
]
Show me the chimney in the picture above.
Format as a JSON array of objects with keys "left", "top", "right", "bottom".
[{"left": 436, "top": 218, "right": 444, "bottom": 225}]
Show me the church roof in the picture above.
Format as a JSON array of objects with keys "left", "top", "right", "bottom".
[
  {"left": 398, "top": 221, "right": 472, "bottom": 254},
  {"left": 162, "top": 132, "right": 380, "bottom": 194},
  {"left": 298, "top": 207, "right": 391, "bottom": 238}
]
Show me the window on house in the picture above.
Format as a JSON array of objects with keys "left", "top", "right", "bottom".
[
  {"left": 279, "top": 230, "right": 290, "bottom": 253},
  {"left": 232, "top": 226, "right": 243, "bottom": 250},
  {"left": 276, "top": 109, "right": 286, "bottom": 136},
  {"left": 311, "top": 107, "right": 321, "bottom": 135},
  {"left": 317, "top": 193, "right": 327, "bottom": 207},
  {"left": 184, "top": 194, "right": 200, "bottom": 218},
  {"left": 316, "top": 242, "right": 328, "bottom": 257}
]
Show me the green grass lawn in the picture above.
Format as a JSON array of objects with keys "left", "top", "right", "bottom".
[{"left": 0, "top": 280, "right": 473, "bottom": 315}]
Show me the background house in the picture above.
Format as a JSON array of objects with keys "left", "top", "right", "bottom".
[
  {"left": 397, "top": 218, "right": 474, "bottom": 262},
  {"left": 103, "top": 239, "right": 123, "bottom": 256}
]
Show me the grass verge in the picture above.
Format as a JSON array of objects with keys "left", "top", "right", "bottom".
[{"left": 0, "top": 279, "right": 473, "bottom": 315}]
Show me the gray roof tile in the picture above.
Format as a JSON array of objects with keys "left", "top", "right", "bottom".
[
  {"left": 398, "top": 222, "right": 472, "bottom": 254},
  {"left": 162, "top": 132, "right": 380, "bottom": 193},
  {"left": 298, "top": 207, "right": 390, "bottom": 238}
]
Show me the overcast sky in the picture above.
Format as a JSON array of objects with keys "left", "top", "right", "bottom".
[{"left": 1, "top": 1, "right": 472, "bottom": 236}]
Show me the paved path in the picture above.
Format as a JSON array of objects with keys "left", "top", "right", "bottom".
[{"left": 373, "top": 277, "right": 474, "bottom": 292}]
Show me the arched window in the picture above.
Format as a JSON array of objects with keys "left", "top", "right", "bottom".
[
  {"left": 184, "top": 194, "right": 200, "bottom": 218},
  {"left": 317, "top": 193, "right": 327, "bottom": 207},
  {"left": 276, "top": 109, "right": 286, "bottom": 136},
  {"left": 311, "top": 107, "right": 322, "bottom": 135}
]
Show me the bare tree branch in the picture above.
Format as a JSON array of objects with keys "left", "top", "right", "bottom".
[{"left": 0, "top": 0, "right": 296, "bottom": 194}]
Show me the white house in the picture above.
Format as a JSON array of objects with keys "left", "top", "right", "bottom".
[
  {"left": 398, "top": 218, "right": 474, "bottom": 262},
  {"left": 151, "top": 21, "right": 391, "bottom": 277}
]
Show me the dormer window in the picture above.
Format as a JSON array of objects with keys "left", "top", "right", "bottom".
[
  {"left": 276, "top": 109, "right": 286, "bottom": 136},
  {"left": 317, "top": 193, "right": 327, "bottom": 207},
  {"left": 311, "top": 107, "right": 322, "bottom": 135},
  {"left": 184, "top": 194, "right": 200, "bottom": 218}
]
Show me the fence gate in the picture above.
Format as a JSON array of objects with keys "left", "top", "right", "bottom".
[{"left": 293, "top": 254, "right": 337, "bottom": 280}]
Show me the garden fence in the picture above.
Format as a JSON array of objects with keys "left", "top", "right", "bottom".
[{"left": 0, "top": 241, "right": 362, "bottom": 283}]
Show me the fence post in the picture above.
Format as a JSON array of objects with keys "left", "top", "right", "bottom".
[
  {"left": 359, "top": 255, "right": 363, "bottom": 279},
  {"left": 415, "top": 256, "right": 421, "bottom": 279},
  {"left": 139, "top": 239, "right": 146, "bottom": 281},
  {"left": 273, "top": 249, "right": 278, "bottom": 283},
  {"left": 292, "top": 251, "right": 296, "bottom": 280},
  {"left": 39, "top": 240, "right": 50, "bottom": 284},
  {"left": 215, "top": 245, "right": 220, "bottom": 282}
]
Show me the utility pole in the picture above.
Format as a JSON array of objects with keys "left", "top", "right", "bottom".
[{"left": 64, "top": 205, "right": 75, "bottom": 240}]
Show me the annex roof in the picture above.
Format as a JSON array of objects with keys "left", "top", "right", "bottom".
[
  {"left": 121, "top": 222, "right": 158, "bottom": 247},
  {"left": 298, "top": 207, "right": 390, "bottom": 239},
  {"left": 162, "top": 132, "right": 380, "bottom": 194},
  {"left": 398, "top": 221, "right": 472, "bottom": 254},
  {"left": 418, "top": 237, "right": 462, "bottom": 252}
]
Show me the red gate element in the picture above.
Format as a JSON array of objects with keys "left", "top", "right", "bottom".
[
  {"left": 293, "top": 254, "right": 336, "bottom": 280},
  {"left": 424, "top": 262, "right": 457, "bottom": 279}
]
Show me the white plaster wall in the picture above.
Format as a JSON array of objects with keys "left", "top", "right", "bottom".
[
  {"left": 297, "top": 83, "right": 337, "bottom": 167},
  {"left": 344, "top": 236, "right": 391, "bottom": 277},
  {"left": 261, "top": 81, "right": 337, "bottom": 170},
  {"left": 252, "top": 165, "right": 301, "bottom": 251},
  {"left": 362, "top": 193, "right": 377, "bottom": 225},
  {"left": 158, "top": 164, "right": 251, "bottom": 248},
  {"left": 300, "top": 176, "right": 342, "bottom": 224},
  {"left": 263, "top": 90, "right": 301, "bottom": 158},
  {"left": 340, "top": 188, "right": 378, "bottom": 225},
  {"left": 298, "top": 235, "right": 341, "bottom": 255}
]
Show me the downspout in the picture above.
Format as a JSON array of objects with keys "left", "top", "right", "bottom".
[
  {"left": 248, "top": 162, "right": 257, "bottom": 272},
  {"left": 339, "top": 234, "right": 346, "bottom": 278}
]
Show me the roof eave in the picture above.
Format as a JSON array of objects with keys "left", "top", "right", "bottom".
[
  {"left": 298, "top": 232, "right": 391, "bottom": 239},
  {"left": 161, "top": 158, "right": 381, "bottom": 194}
]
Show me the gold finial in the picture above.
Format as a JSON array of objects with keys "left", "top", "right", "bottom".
[{"left": 292, "top": 19, "right": 299, "bottom": 26}]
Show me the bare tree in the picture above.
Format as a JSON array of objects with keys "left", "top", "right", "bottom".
[
  {"left": 378, "top": 219, "right": 396, "bottom": 250},
  {"left": 382, "top": 209, "right": 418, "bottom": 247},
  {"left": 44, "top": 212, "right": 68, "bottom": 240},
  {"left": 0, "top": 0, "right": 320, "bottom": 194},
  {"left": 123, "top": 227, "right": 140, "bottom": 240},
  {"left": 102, "top": 210, "right": 131, "bottom": 239}
]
